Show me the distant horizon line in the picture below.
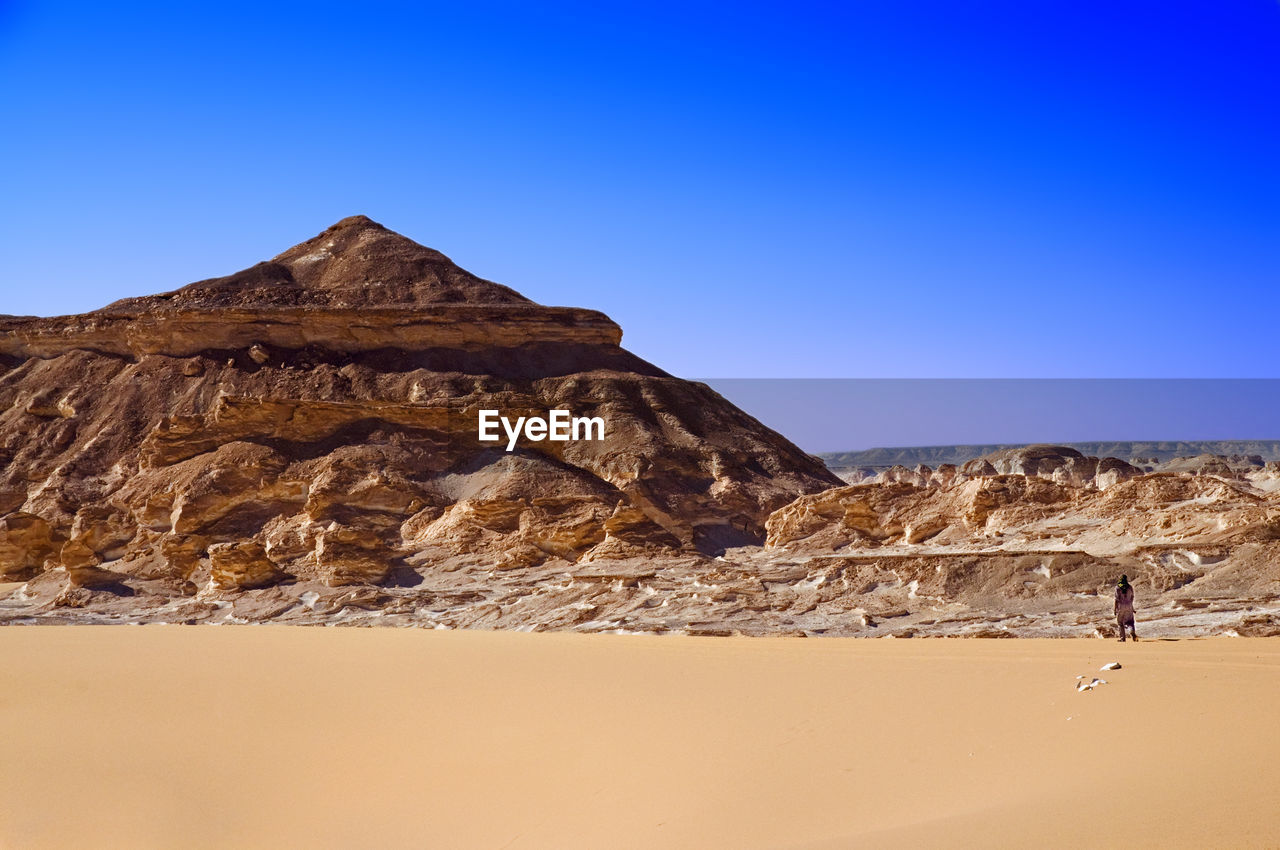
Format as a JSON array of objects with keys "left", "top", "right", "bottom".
[
  {"left": 821, "top": 438, "right": 1280, "bottom": 453},
  {"left": 819, "top": 439, "right": 1280, "bottom": 468}
]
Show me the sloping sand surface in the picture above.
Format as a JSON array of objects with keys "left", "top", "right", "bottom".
[{"left": 1, "top": 629, "right": 1276, "bottom": 848}]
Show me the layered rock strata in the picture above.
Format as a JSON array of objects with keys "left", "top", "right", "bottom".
[{"left": 0, "top": 216, "right": 840, "bottom": 607}]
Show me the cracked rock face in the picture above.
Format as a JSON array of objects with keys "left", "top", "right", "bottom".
[{"left": 0, "top": 216, "right": 840, "bottom": 610}]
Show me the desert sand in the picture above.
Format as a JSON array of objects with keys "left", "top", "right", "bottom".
[{"left": 1, "top": 628, "right": 1277, "bottom": 849}]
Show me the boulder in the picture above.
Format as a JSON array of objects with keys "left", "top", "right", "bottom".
[
  {"left": 315, "top": 524, "right": 392, "bottom": 586},
  {"left": 0, "top": 512, "right": 56, "bottom": 579},
  {"left": 209, "top": 541, "right": 287, "bottom": 590}
]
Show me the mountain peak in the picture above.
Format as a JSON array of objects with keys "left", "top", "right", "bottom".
[
  {"left": 101, "top": 217, "right": 532, "bottom": 313},
  {"left": 328, "top": 214, "right": 380, "bottom": 229}
]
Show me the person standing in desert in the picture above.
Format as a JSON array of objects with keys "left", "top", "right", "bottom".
[{"left": 1115, "top": 574, "right": 1138, "bottom": 642}]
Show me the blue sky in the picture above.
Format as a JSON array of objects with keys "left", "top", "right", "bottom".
[
  {"left": 2, "top": 1, "right": 1277, "bottom": 377},
  {"left": 710, "top": 380, "right": 1280, "bottom": 452}
]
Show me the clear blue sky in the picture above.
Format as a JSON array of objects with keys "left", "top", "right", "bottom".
[
  {"left": 2, "top": 1, "right": 1277, "bottom": 377},
  {"left": 710, "top": 380, "right": 1280, "bottom": 452}
]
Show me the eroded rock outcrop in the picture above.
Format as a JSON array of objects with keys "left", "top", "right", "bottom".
[
  {"left": 866, "top": 446, "right": 1141, "bottom": 491},
  {"left": 0, "top": 512, "right": 57, "bottom": 579},
  {"left": 0, "top": 216, "right": 840, "bottom": 602},
  {"left": 209, "top": 542, "right": 287, "bottom": 591}
]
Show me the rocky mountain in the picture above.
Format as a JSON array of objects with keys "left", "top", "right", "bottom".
[{"left": 0, "top": 216, "right": 840, "bottom": 611}]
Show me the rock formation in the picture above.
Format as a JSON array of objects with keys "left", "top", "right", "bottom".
[
  {"left": 845, "top": 446, "right": 1142, "bottom": 491},
  {"left": 0, "top": 216, "right": 840, "bottom": 612},
  {"left": 982, "top": 445, "right": 1143, "bottom": 488},
  {"left": 758, "top": 469, "right": 1280, "bottom": 636},
  {"left": 2, "top": 219, "right": 1278, "bottom": 638}
]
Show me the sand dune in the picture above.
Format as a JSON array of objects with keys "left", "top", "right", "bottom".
[{"left": 1, "top": 628, "right": 1277, "bottom": 848}]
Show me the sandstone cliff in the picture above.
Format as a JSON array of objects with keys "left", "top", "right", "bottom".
[{"left": 0, "top": 216, "right": 840, "bottom": 609}]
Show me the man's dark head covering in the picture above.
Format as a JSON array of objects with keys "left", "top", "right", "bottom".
[{"left": 1118, "top": 574, "right": 1130, "bottom": 587}]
